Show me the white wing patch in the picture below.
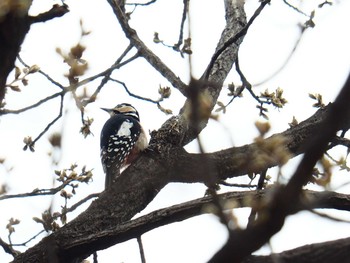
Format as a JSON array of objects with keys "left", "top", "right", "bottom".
[{"left": 117, "top": 120, "right": 134, "bottom": 136}]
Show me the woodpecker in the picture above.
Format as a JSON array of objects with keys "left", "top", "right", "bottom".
[{"left": 100, "top": 103, "right": 148, "bottom": 189}]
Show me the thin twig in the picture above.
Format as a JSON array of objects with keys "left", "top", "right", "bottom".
[
  {"left": 282, "top": 0, "right": 309, "bottom": 17},
  {"left": 0, "top": 91, "right": 64, "bottom": 115},
  {"left": 253, "top": 26, "right": 306, "bottom": 87},
  {"left": 93, "top": 251, "right": 98, "bottom": 263},
  {"left": 109, "top": 78, "right": 161, "bottom": 104},
  {"left": 247, "top": 169, "right": 267, "bottom": 227},
  {"left": 219, "top": 181, "right": 257, "bottom": 188},
  {"left": 11, "top": 230, "right": 46, "bottom": 247},
  {"left": 137, "top": 236, "right": 146, "bottom": 263},
  {"left": 253, "top": 0, "right": 331, "bottom": 86},
  {"left": 0, "top": 178, "right": 75, "bottom": 201},
  {"left": 80, "top": 51, "right": 140, "bottom": 107},
  {"left": 310, "top": 209, "right": 350, "bottom": 223},
  {"left": 234, "top": 56, "right": 262, "bottom": 104},
  {"left": 126, "top": 0, "right": 157, "bottom": 7},
  {"left": 174, "top": 0, "right": 189, "bottom": 53},
  {"left": 30, "top": 94, "right": 65, "bottom": 148},
  {"left": 17, "top": 55, "right": 65, "bottom": 90},
  {"left": 53, "top": 193, "right": 99, "bottom": 219}
]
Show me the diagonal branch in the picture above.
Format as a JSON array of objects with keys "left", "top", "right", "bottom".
[
  {"left": 86, "top": 189, "right": 350, "bottom": 245},
  {"left": 151, "top": 0, "right": 247, "bottom": 147},
  {"left": 106, "top": 0, "right": 188, "bottom": 97},
  {"left": 204, "top": 0, "right": 270, "bottom": 80},
  {"left": 161, "top": 104, "right": 334, "bottom": 184},
  {"left": 243, "top": 237, "right": 350, "bottom": 263},
  {"left": 59, "top": 189, "right": 350, "bottom": 251}
]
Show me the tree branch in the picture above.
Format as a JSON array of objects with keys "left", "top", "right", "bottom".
[
  {"left": 150, "top": 0, "right": 247, "bottom": 147},
  {"left": 243, "top": 237, "right": 350, "bottom": 263},
  {"left": 29, "top": 4, "right": 69, "bottom": 24},
  {"left": 0, "top": 237, "right": 19, "bottom": 258},
  {"left": 106, "top": 0, "right": 188, "bottom": 97},
  {"left": 209, "top": 72, "right": 350, "bottom": 262}
]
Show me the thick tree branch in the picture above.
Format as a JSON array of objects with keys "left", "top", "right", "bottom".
[
  {"left": 153, "top": 105, "right": 334, "bottom": 184},
  {"left": 10, "top": 186, "right": 350, "bottom": 262},
  {"left": 58, "top": 189, "right": 350, "bottom": 244}
]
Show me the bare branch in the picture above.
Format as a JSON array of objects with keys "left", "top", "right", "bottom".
[
  {"left": 11, "top": 230, "right": 46, "bottom": 247},
  {"left": 109, "top": 78, "right": 161, "bottom": 104},
  {"left": 243, "top": 237, "right": 350, "bottom": 263},
  {"left": 137, "top": 236, "right": 146, "bottom": 263},
  {"left": 17, "top": 55, "right": 65, "bottom": 90},
  {"left": 282, "top": 0, "right": 310, "bottom": 17},
  {"left": 81, "top": 44, "right": 138, "bottom": 107},
  {"left": 106, "top": 0, "right": 189, "bottom": 97},
  {"left": 204, "top": 0, "right": 270, "bottom": 80},
  {"left": 253, "top": 25, "right": 306, "bottom": 87},
  {"left": 0, "top": 91, "right": 63, "bottom": 115},
  {"left": 29, "top": 4, "right": 69, "bottom": 24},
  {"left": 126, "top": 0, "right": 158, "bottom": 7},
  {"left": 0, "top": 237, "right": 19, "bottom": 258},
  {"left": 53, "top": 193, "right": 99, "bottom": 219},
  {"left": 173, "top": 0, "right": 190, "bottom": 55},
  {"left": 24, "top": 95, "right": 64, "bottom": 151},
  {"left": 0, "top": 177, "right": 74, "bottom": 201}
]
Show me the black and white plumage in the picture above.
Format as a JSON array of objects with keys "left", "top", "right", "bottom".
[{"left": 100, "top": 103, "right": 148, "bottom": 189}]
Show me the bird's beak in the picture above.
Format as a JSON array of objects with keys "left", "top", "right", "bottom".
[
  {"left": 101, "top": 107, "right": 112, "bottom": 113},
  {"left": 101, "top": 108, "right": 114, "bottom": 117}
]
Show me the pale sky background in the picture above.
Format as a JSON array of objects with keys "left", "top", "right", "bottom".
[{"left": 1, "top": 0, "right": 350, "bottom": 262}]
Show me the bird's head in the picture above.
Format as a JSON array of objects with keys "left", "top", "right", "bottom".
[{"left": 101, "top": 103, "right": 140, "bottom": 120}]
